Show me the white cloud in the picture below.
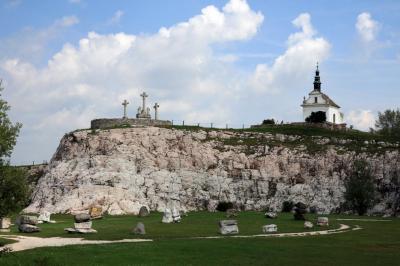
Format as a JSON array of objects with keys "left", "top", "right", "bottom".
[
  {"left": 249, "top": 13, "right": 330, "bottom": 93},
  {"left": 346, "top": 110, "right": 375, "bottom": 131},
  {"left": 1, "top": 1, "right": 331, "bottom": 164},
  {"left": 56, "top": 16, "right": 80, "bottom": 27},
  {"left": 356, "top": 12, "right": 380, "bottom": 43},
  {"left": 108, "top": 10, "right": 124, "bottom": 25}
]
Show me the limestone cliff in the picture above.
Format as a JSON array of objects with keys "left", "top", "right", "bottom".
[{"left": 25, "top": 127, "right": 400, "bottom": 216}]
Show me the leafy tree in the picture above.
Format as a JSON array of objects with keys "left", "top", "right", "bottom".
[
  {"left": 0, "top": 165, "right": 29, "bottom": 218},
  {"left": 375, "top": 109, "right": 400, "bottom": 139},
  {"left": 0, "top": 80, "right": 28, "bottom": 218},
  {"left": 0, "top": 80, "right": 22, "bottom": 162},
  {"left": 262, "top": 119, "right": 275, "bottom": 125},
  {"left": 344, "top": 160, "right": 376, "bottom": 215},
  {"left": 305, "top": 111, "right": 326, "bottom": 123}
]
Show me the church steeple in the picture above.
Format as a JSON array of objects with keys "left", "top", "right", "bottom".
[{"left": 313, "top": 62, "right": 321, "bottom": 92}]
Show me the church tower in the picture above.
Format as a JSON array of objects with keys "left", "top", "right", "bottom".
[{"left": 301, "top": 64, "right": 344, "bottom": 124}]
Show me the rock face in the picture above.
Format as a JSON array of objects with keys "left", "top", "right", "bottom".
[{"left": 24, "top": 127, "right": 400, "bottom": 216}]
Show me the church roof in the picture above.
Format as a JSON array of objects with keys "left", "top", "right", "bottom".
[{"left": 321, "top": 93, "right": 340, "bottom": 108}]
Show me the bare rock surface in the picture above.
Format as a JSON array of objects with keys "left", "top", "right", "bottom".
[{"left": 24, "top": 127, "right": 400, "bottom": 216}]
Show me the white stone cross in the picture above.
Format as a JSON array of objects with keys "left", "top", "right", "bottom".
[
  {"left": 122, "top": 99, "right": 129, "bottom": 118},
  {"left": 140, "top": 92, "right": 148, "bottom": 112},
  {"left": 153, "top": 103, "right": 160, "bottom": 120}
]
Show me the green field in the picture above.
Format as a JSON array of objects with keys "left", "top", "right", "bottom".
[{"left": 0, "top": 212, "right": 399, "bottom": 265}]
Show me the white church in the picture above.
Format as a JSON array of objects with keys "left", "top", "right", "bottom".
[{"left": 301, "top": 64, "right": 344, "bottom": 124}]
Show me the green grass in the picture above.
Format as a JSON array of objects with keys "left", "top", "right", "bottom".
[
  {"left": 2, "top": 212, "right": 340, "bottom": 240},
  {"left": 0, "top": 212, "right": 398, "bottom": 265}
]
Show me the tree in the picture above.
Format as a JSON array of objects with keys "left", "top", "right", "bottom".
[
  {"left": 262, "top": 118, "right": 275, "bottom": 125},
  {"left": 344, "top": 160, "right": 376, "bottom": 215},
  {"left": 375, "top": 109, "right": 400, "bottom": 139},
  {"left": 0, "top": 166, "right": 29, "bottom": 218},
  {"left": 305, "top": 111, "right": 326, "bottom": 123},
  {"left": 0, "top": 80, "right": 22, "bottom": 163},
  {"left": 0, "top": 80, "right": 28, "bottom": 218}
]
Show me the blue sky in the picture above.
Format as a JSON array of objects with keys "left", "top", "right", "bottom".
[{"left": 0, "top": 0, "right": 399, "bottom": 164}]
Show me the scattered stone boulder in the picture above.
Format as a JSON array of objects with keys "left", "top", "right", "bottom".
[
  {"left": 74, "top": 213, "right": 91, "bottom": 223},
  {"left": 293, "top": 202, "right": 307, "bottom": 220},
  {"left": 133, "top": 222, "right": 146, "bottom": 235},
  {"left": 65, "top": 214, "right": 97, "bottom": 234},
  {"left": 304, "top": 221, "right": 314, "bottom": 229},
  {"left": 74, "top": 221, "right": 92, "bottom": 230},
  {"left": 138, "top": 206, "right": 149, "bottom": 217},
  {"left": 265, "top": 212, "right": 277, "bottom": 219},
  {"left": 317, "top": 217, "right": 329, "bottom": 227},
  {"left": 19, "top": 224, "right": 41, "bottom": 233},
  {"left": 18, "top": 215, "right": 38, "bottom": 225},
  {"left": 89, "top": 206, "right": 103, "bottom": 220},
  {"left": 162, "top": 208, "right": 173, "bottom": 223},
  {"left": 226, "top": 209, "right": 238, "bottom": 218},
  {"left": 219, "top": 220, "right": 239, "bottom": 235},
  {"left": 172, "top": 207, "right": 181, "bottom": 223},
  {"left": 0, "top": 217, "right": 11, "bottom": 232},
  {"left": 38, "top": 211, "right": 56, "bottom": 224},
  {"left": 262, "top": 224, "right": 278, "bottom": 233}
]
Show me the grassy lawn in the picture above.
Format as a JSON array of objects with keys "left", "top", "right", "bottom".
[
  {"left": 2, "top": 212, "right": 341, "bottom": 240},
  {"left": 0, "top": 212, "right": 399, "bottom": 265}
]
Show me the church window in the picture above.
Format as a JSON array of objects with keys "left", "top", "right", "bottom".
[
  {"left": 333, "top": 114, "right": 336, "bottom": 123},
  {"left": 314, "top": 97, "right": 318, "bottom": 103}
]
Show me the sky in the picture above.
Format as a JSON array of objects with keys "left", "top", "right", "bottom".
[{"left": 0, "top": 0, "right": 399, "bottom": 165}]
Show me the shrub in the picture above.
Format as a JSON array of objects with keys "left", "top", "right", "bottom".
[
  {"left": 0, "top": 165, "right": 30, "bottom": 218},
  {"left": 216, "top": 202, "right": 233, "bottom": 212},
  {"left": 282, "top": 201, "right": 294, "bottom": 212},
  {"left": 344, "top": 160, "right": 376, "bottom": 215},
  {"left": 375, "top": 108, "right": 400, "bottom": 139},
  {"left": 305, "top": 111, "right": 326, "bottom": 123},
  {"left": 262, "top": 119, "right": 275, "bottom": 125}
]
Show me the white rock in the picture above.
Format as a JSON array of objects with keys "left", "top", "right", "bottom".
[
  {"left": 162, "top": 208, "right": 173, "bottom": 223},
  {"left": 317, "top": 217, "right": 329, "bottom": 227},
  {"left": 304, "top": 221, "right": 314, "bottom": 229},
  {"left": 262, "top": 224, "right": 278, "bottom": 233},
  {"left": 22, "top": 127, "right": 399, "bottom": 216}
]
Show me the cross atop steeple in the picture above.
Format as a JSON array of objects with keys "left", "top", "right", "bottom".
[{"left": 313, "top": 62, "right": 321, "bottom": 92}]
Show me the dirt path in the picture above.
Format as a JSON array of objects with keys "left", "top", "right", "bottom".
[
  {"left": 192, "top": 224, "right": 361, "bottom": 239},
  {"left": 0, "top": 235, "right": 152, "bottom": 252},
  {"left": 0, "top": 224, "right": 360, "bottom": 252}
]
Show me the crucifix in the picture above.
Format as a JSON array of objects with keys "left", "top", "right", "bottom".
[
  {"left": 122, "top": 99, "right": 129, "bottom": 119},
  {"left": 153, "top": 103, "right": 160, "bottom": 120},
  {"left": 140, "top": 92, "right": 148, "bottom": 113}
]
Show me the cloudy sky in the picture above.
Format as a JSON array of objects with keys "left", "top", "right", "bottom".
[{"left": 1, "top": 0, "right": 399, "bottom": 164}]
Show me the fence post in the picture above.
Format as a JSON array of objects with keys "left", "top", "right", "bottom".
[{"left": 182, "top": 120, "right": 185, "bottom": 126}]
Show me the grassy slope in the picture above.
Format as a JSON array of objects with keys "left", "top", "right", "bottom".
[{"left": 0, "top": 213, "right": 399, "bottom": 265}]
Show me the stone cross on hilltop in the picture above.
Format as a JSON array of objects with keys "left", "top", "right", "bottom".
[
  {"left": 153, "top": 103, "right": 160, "bottom": 120},
  {"left": 122, "top": 99, "right": 129, "bottom": 119},
  {"left": 140, "top": 92, "right": 148, "bottom": 111},
  {"left": 136, "top": 91, "right": 151, "bottom": 119}
]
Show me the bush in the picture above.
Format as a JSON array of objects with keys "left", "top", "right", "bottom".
[
  {"left": 344, "top": 160, "right": 376, "bottom": 215},
  {"left": 262, "top": 119, "right": 275, "bottom": 125},
  {"left": 305, "top": 111, "right": 326, "bottom": 123},
  {"left": 216, "top": 202, "right": 233, "bottom": 212},
  {"left": 0, "top": 165, "right": 30, "bottom": 218},
  {"left": 282, "top": 201, "right": 294, "bottom": 212},
  {"left": 375, "top": 108, "right": 400, "bottom": 139}
]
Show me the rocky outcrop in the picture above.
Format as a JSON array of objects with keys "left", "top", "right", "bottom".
[{"left": 24, "top": 127, "right": 400, "bottom": 216}]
